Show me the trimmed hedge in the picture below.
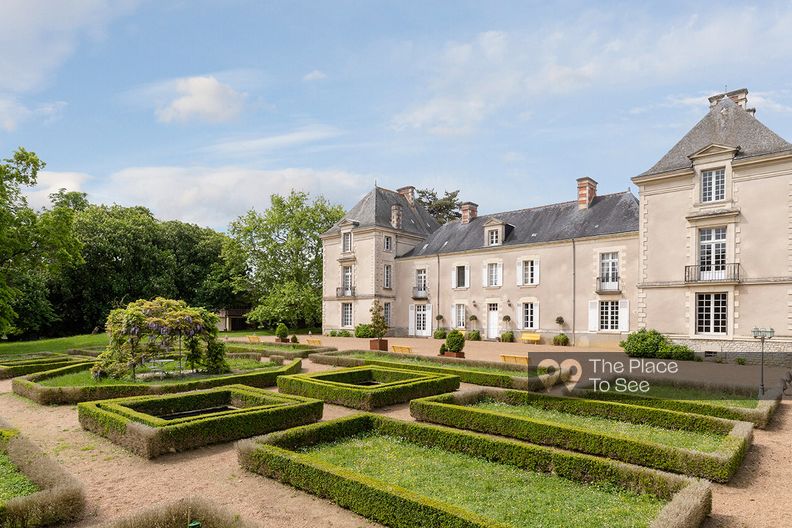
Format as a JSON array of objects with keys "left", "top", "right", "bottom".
[
  {"left": 78, "top": 385, "right": 323, "bottom": 458},
  {"left": 0, "top": 355, "right": 93, "bottom": 379},
  {"left": 410, "top": 389, "right": 752, "bottom": 482},
  {"left": 0, "top": 420, "right": 85, "bottom": 527},
  {"left": 12, "top": 359, "right": 303, "bottom": 405},
  {"left": 238, "top": 414, "right": 711, "bottom": 528},
  {"left": 225, "top": 343, "right": 337, "bottom": 360},
  {"left": 277, "top": 366, "right": 460, "bottom": 410},
  {"left": 309, "top": 350, "right": 566, "bottom": 390},
  {"left": 103, "top": 498, "right": 252, "bottom": 528}
]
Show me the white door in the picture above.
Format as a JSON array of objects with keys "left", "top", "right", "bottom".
[
  {"left": 487, "top": 303, "right": 499, "bottom": 339},
  {"left": 415, "top": 304, "right": 431, "bottom": 337}
]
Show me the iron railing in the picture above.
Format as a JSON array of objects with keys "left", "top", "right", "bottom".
[
  {"left": 684, "top": 263, "right": 740, "bottom": 283},
  {"left": 596, "top": 277, "right": 621, "bottom": 293},
  {"left": 412, "top": 287, "right": 429, "bottom": 299}
]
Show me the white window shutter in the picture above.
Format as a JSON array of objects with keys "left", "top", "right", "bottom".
[
  {"left": 534, "top": 261, "right": 540, "bottom": 285},
  {"left": 588, "top": 300, "right": 598, "bottom": 332},
  {"left": 482, "top": 264, "right": 487, "bottom": 287},
  {"left": 533, "top": 303, "right": 540, "bottom": 330},
  {"left": 451, "top": 267, "right": 457, "bottom": 289},
  {"left": 516, "top": 303, "right": 523, "bottom": 330},
  {"left": 516, "top": 261, "right": 523, "bottom": 286},
  {"left": 450, "top": 305, "right": 456, "bottom": 328},
  {"left": 408, "top": 304, "right": 416, "bottom": 335},
  {"left": 497, "top": 263, "right": 503, "bottom": 286},
  {"left": 426, "top": 304, "right": 433, "bottom": 331},
  {"left": 618, "top": 300, "right": 630, "bottom": 332},
  {"left": 464, "top": 266, "right": 470, "bottom": 288}
]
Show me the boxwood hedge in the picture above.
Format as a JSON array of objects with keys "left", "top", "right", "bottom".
[
  {"left": 103, "top": 497, "right": 252, "bottom": 528},
  {"left": 238, "top": 414, "right": 711, "bottom": 528},
  {"left": 277, "top": 366, "right": 460, "bottom": 410},
  {"left": 12, "top": 359, "right": 302, "bottom": 405},
  {"left": 410, "top": 389, "right": 752, "bottom": 482},
  {"left": 225, "top": 343, "right": 337, "bottom": 360},
  {"left": 0, "top": 355, "right": 93, "bottom": 379},
  {"left": 78, "top": 385, "right": 323, "bottom": 458}
]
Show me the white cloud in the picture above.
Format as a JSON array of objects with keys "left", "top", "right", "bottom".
[
  {"left": 206, "top": 125, "right": 343, "bottom": 157},
  {"left": 303, "top": 69, "right": 327, "bottom": 81},
  {"left": 152, "top": 76, "right": 247, "bottom": 124},
  {"left": 25, "top": 170, "right": 91, "bottom": 209},
  {"left": 0, "top": 97, "right": 66, "bottom": 131}
]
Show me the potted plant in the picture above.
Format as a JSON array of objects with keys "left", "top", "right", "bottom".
[
  {"left": 555, "top": 316, "right": 565, "bottom": 330},
  {"left": 275, "top": 323, "right": 290, "bottom": 343},
  {"left": 368, "top": 299, "right": 389, "bottom": 351},
  {"left": 468, "top": 314, "right": 478, "bottom": 329},
  {"left": 443, "top": 330, "right": 465, "bottom": 358}
]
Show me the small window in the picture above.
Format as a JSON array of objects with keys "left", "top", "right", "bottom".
[
  {"left": 383, "top": 302, "right": 392, "bottom": 326},
  {"left": 341, "top": 303, "right": 353, "bottom": 327},
  {"left": 599, "top": 301, "right": 619, "bottom": 331},
  {"left": 696, "top": 293, "right": 727, "bottom": 334},
  {"left": 487, "top": 263, "right": 501, "bottom": 287},
  {"left": 384, "top": 236, "right": 392, "bottom": 251},
  {"left": 488, "top": 228, "right": 500, "bottom": 246},
  {"left": 454, "top": 303, "right": 466, "bottom": 328},
  {"left": 701, "top": 168, "right": 725, "bottom": 202},
  {"left": 384, "top": 264, "right": 392, "bottom": 289},
  {"left": 342, "top": 232, "right": 353, "bottom": 253},
  {"left": 455, "top": 265, "right": 467, "bottom": 288},
  {"left": 523, "top": 302, "right": 536, "bottom": 330},
  {"left": 523, "top": 260, "right": 537, "bottom": 285}
]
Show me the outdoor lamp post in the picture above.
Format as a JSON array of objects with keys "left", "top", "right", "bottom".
[{"left": 751, "top": 327, "right": 774, "bottom": 395}]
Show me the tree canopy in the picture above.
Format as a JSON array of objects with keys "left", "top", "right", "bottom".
[{"left": 416, "top": 188, "right": 462, "bottom": 224}]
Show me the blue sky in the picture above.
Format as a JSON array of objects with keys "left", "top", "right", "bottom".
[{"left": 4, "top": 0, "right": 792, "bottom": 229}]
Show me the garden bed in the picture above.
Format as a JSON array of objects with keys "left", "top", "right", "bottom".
[
  {"left": 0, "top": 419, "right": 85, "bottom": 527},
  {"left": 570, "top": 378, "right": 782, "bottom": 428},
  {"left": 226, "top": 342, "right": 336, "bottom": 360},
  {"left": 13, "top": 359, "right": 303, "bottom": 405},
  {"left": 238, "top": 414, "right": 711, "bottom": 528},
  {"left": 277, "top": 366, "right": 460, "bottom": 410},
  {"left": 309, "top": 350, "right": 566, "bottom": 390},
  {"left": 410, "top": 389, "right": 752, "bottom": 482},
  {"left": 78, "top": 385, "right": 323, "bottom": 458},
  {"left": 0, "top": 354, "right": 94, "bottom": 379}
]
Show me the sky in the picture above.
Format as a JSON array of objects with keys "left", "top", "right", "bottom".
[{"left": 4, "top": 0, "right": 792, "bottom": 230}]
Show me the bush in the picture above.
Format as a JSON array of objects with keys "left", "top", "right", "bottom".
[
  {"left": 355, "top": 324, "right": 374, "bottom": 338},
  {"left": 552, "top": 333, "right": 570, "bottom": 346},
  {"left": 290, "top": 335, "right": 299, "bottom": 343},
  {"left": 439, "top": 344, "right": 447, "bottom": 354},
  {"left": 338, "top": 330, "right": 351, "bottom": 337},
  {"left": 445, "top": 330, "right": 465, "bottom": 353},
  {"left": 620, "top": 329, "right": 668, "bottom": 358},
  {"left": 0, "top": 355, "right": 91, "bottom": 380},
  {"left": 275, "top": 323, "right": 289, "bottom": 340},
  {"left": 433, "top": 328, "right": 447, "bottom": 340},
  {"left": 659, "top": 343, "right": 695, "bottom": 361},
  {"left": 736, "top": 357, "right": 746, "bottom": 366},
  {"left": 500, "top": 331, "right": 515, "bottom": 343},
  {"left": 466, "top": 329, "right": 481, "bottom": 341},
  {"left": 104, "top": 498, "right": 252, "bottom": 528},
  {"left": 329, "top": 330, "right": 338, "bottom": 337}
]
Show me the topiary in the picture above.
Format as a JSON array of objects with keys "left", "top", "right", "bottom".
[
  {"left": 445, "top": 330, "right": 465, "bottom": 353},
  {"left": 620, "top": 329, "right": 667, "bottom": 358},
  {"left": 354, "top": 324, "right": 374, "bottom": 338},
  {"left": 439, "top": 343, "right": 447, "bottom": 355},
  {"left": 275, "top": 323, "right": 289, "bottom": 341},
  {"left": 552, "top": 333, "right": 570, "bottom": 346},
  {"left": 290, "top": 335, "right": 299, "bottom": 343},
  {"left": 501, "top": 331, "right": 515, "bottom": 343},
  {"left": 466, "top": 329, "right": 481, "bottom": 341},
  {"left": 433, "top": 328, "right": 448, "bottom": 340}
]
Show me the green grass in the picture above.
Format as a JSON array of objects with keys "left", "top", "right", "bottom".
[
  {"left": 303, "top": 433, "right": 666, "bottom": 528},
  {"left": 39, "top": 359, "right": 279, "bottom": 387},
  {"left": 227, "top": 343, "right": 313, "bottom": 352},
  {"left": 0, "top": 451, "right": 39, "bottom": 505},
  {"left": 641, "top": 384, "right": 758, "bottom": 409},
  {"left": 473, "top": 400, "right": 726, "bottom": 452},
  {"left": 220, "top": 327, "right": 321, "bottom": 337},
  {"left": 0, "top": 334, "right": 108, "bottom": 356},
  {"left": 346, "top": 351, "right": 543, "bottom": 377}
]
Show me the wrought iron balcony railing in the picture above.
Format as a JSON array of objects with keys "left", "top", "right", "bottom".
[
  {"left": 596, "top": 277, "right": 621, "bottom": 294},
  {"left": 684, "top": 263, "right": 740, "bottom": 283}
]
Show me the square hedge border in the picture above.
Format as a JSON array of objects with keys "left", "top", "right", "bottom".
[
  {"left": 0, "top": 419, "right": 85, "bottom": 527},
  {"left": 277, "top": 366, "right": 460, "bottom": 410},
  {"left": 309, "top": 350, "right": 567, "bottom": 390},
  {"left": 410, "top": 388, "right": 752, "bottom": 482},
  {"left": 226, "top": 343, "right": 337, "bottom": 360},
  {"left": 12, "top": 359, "right": 303, "bottom": 405},
  {"left": 0, "top": 354, "right": 94, "bottom": 379},
  {"left": 238, "top": 414, "right": 711, "bottom": 528},
  {"left": 78, "top": 385, "right": 323, "bottom": 458},
  {"left": 569, "top": 376, "right": 782, "bottom": 428}
]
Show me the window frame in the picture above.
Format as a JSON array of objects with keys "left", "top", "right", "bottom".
[
  {"left": 701, "top": 168, "right": 726, "bottom": 203},
  {"left": 522, "top": 259, "right": 536, "bottom": 285},
  {"left": 342, "top": 231, "right": 353, "bottom": 253},
  {"left": 383, "top": 264, "right": 392, "bottom": 289},
  {"left": 383, "top": 302, "right": 392, "bottom": 326},
  {"left": 455, "top": 265, "right": 467, "bottom": 288},
  {"left": 415, "top": 268, "right": 428, "bottom": 292},
  {"left": 598, "top": 300, "right": 620, "bottom": 331},
  {"left": 384, "top": 235, "right": 392, "bottom": 252},
  {"left": 454, "top": 303, "right": 466, "bottom": 329},
  {"left": 696, "top": 292, "right": 728, "bottom": 335},
  {"left": 523, "top": 302, "right": 536, "bottom": 330},
  {"left": 487, "top": 228, "right": 500, "bottom": 246},
  {"left": 341, "top": 303, "right": 353, "bottom": 328},
  {"left": 487, "top": 262, "right": 500, "bottom": 287},
  {"left": 599, "top": 252, "right": 619, "bottom": 285},
  {"left": 342, "top": 265, "right": 353, "bottom": 291}
]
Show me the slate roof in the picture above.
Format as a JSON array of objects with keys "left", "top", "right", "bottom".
[
  {"left": 639, "top": 96, "right": 792, "bottom": 177},
  {"left": 403, "top": 191, "right": 639, "bottom": 258},
  {"left": 324, "top": 187, "right": 440, "bottom": 237}
]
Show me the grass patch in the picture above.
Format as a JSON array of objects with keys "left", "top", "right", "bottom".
[
  {"left": 0, "top": 334, "right": 108, "bottom": 356},
  {"left": 0, "top": 452, "right": 39, "bottom": 505},
  {"left": 346, "top": 351, "right": 544, "bottom": 377},
  {"left": 227, "top": 343, "right": 312, "bottom": 352},
  {"left": 473, "top": 400, "right": 725, "bottom": 452},
  {"left": 642, "top": 384, "right": 758, "bottom": 409},
  {"left": 303, "top": 433, "right": 665, "bottom": 528}
]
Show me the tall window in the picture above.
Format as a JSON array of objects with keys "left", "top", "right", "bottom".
[
  {"left": 342, "top": 266, "right": 353, "bottom": 291},
  {"left": 599, "top": 252, "right": 619, "bottom": 289},
  {"left": 415, "top": 304, "right": 427, "bottom": 332},
  {"left": 488, "top": 228, "right": 500, "bottom": 246},
  {"left": 384, "top": 236, "right": 392, "bottom": 251},
  {"left": 454, "top": 303, "right": 466, "bottom": 328},
  {"left": 455, "top": 265, "right": 467, "bottom": 288},
  {"left": 384, "top": 264, "right": 392, "bottom": 289},
  {"left": 522, "top": 260, "right": 537, "bottom": 285},
  {"left": 383, "top": 302, "right": 392, "bottom": 326},
  {"left": 523, "top": 302, "right": 536, "bottom": 330},
  {"left": 701, "top": 168, "right": 725, "bottom": 202},
  {"left": 599, "top": 301, "right": 619, "bottom": 331},
  {"left": 341, "top": 303, "right": 353, "bottom": 327},
  {"left": 415, "top": 268, "right": 427, "bottom": 291},
  {"left": 487, "top": 263, "right": 501, "bottom": 287},
  {"left": 699, "top": 227, "right": 726, "bottom": 279},
  {"left": 342, "top": 232, "right": 353, "bottom": 252},
  {"left": 697, "top": 293, "right": 727, "bottom": 334}
]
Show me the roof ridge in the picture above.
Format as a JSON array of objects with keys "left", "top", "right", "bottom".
[{"left": 469, "top": 190, "right": 633, "bottom": 219}]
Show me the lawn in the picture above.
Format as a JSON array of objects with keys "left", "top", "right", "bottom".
[
  {"left": 345, "top": 351, "right": 543, "bottom": 377},
  {"left": 302, "top": 433, "right": 666, "bottom": 528},
  {"left": 226, "top": 343, "right": 313, "bottom": 352},
  {"left": 0, "top": 451, "right": 39, "bottom": 505},
  {"left": 474, "top": 399, "right": 726, "bottom": 452},
  {"left": 0, "top": 334, "right": 108, "bottom": 356},
  {"left": 641, "top": 384, "right": 759, "bottom": 409}
]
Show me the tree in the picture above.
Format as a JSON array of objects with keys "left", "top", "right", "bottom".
[
  {"left": 369, "top": 299, "right": 388, "bottom": 346},
  {"left": 416, "top": 188, "right": 462, "bottom": 224}
]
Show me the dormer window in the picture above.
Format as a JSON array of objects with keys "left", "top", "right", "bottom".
[
  {"left": 342, "top": 232, "right": 353, "bottom": 253},
  {"left": 487, "top": 228, "right": 500, "bottom": 246},
  {"left": 701, "top": 168, "right": 725, "bottom": 202}
]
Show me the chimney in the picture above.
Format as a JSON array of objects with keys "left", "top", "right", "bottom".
[
  {"left": 460, "top": 202, "right": 478, "bottom": 224},
  {"left": 397, "top": 186, "right": 415, "bottom": 206},
  {"left": 577, "top": 177, "right": 597, "bottom": 210},
  {"left": 391, "top": 204, "right": 403, "bottom": 229},
  {"left": 708, "top": 88, "right": 754, "bottom": 113}
]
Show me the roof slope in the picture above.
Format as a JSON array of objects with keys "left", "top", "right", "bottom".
[
  {"left": 324, "top": 187, "right": 440, "bottom": 237},
  {"left": 639, "top": 97, "right": 792, "bottom": 177},
  {"left": 404, "top": 191, "right": 638, "bottom": 258}
]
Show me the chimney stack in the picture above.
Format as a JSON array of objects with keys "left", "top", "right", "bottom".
[
  {"left": 397, "top": 186, "right": 415, "bottom": 206},
  {"left": 391, "top": 204, "right": 403, "bottom": 229},
  {"left": 708, "top": 88, "right": 754, "bottom": 113},
  {"left": 577, "top": 177, "right": 597, "bottom": 210},
  {"left": 460, "top": 202, "right": 478, "bottom": 224}
]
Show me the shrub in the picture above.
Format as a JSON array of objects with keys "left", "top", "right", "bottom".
[
  {"left": 275, "top": 323, "right": 289, "bottom": 340},
  {"left": 445, "top": 330, "right": 465, "bottom": 353},
  {"left": 203, "top": 340, "right": 230, "bottom": 374},
  {"left": 736, "top": 357, "right": 746, "bottom": 366},
  {"left": 439, "top": 344, "right": 447, "bottom": 354},
  {"left": 620, "top": 329, "right": 668, "bottom": 358},
  {"left": 500, "top": 331, "right": 515, "bottom": 342},
  {"left": 466, "top": 329, "right": 481, "bottom": 341},
  {"left": 329, "top": 330, "right": 338, "bottom": 337},
  {"left": 660, "top": 343, "right": 695, "bottom": 361},
  {"left": 0, "top": 355, "right": 90, "bottom": 380},
  {"left": 553, "top": 333, "right": 570, "bottom": 346},
  {"left": 290, "top": 335, "right": 299, "bottom": 343},
  {"left": 354, "top": 324, "right": 374, "bottom": 338},
  {"left": 103, "top": 498, "right": 252, "bottom": 528},
  {"left": 433, "top": 328, "right": 447, "bottom": 340},
  {"left": 337, "top": 330, "right": 351, "bottom": 337}
]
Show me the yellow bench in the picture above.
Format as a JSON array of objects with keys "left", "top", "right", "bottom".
[
  {"left": 391, "top": 345, "right": 414, "bottom": 354},
  {"left": 306, "top": 338, "right": 322, "bottom": 346},
  {"left": 500, "top": 354, "right": 530, "bottom": 366},
  {"left": 246, "top": 335, "right": 262, "bottom": 344},
  {"left": 519, "top": 332, "right": 541, "bottom": 344}
]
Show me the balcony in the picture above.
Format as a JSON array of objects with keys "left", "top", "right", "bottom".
[
  {"left": 596, "top": 277, "right": 621, "bottom": 294},
  {"left": 412, "top": 287, "right": 429, "bottom": 299},
  {"left": 684, "top": 263, "right": 740, "bottom": 283},
  {"left": 336, "top": 287, "right": 356, "bottom": 298}
]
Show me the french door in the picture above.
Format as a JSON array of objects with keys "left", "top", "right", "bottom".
[{"left": 487, "top": 303, "right": 499, "bottom": 339}]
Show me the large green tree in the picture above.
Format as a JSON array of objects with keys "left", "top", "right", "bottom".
[{"left": 416, "top": 188, "right": 462, "bottom": 224}]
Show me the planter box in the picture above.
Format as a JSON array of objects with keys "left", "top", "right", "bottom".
[
  {"left": 369, "top": 339, "right": 388, "bottom": 351},
  {"left": 441, "top": 351, "right": 465, "bottom": 358}
]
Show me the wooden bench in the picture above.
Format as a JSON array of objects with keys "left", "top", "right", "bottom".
[
  {"left": 391, "top": 345, "right": 414, "bottom": 354},
  {"left": 500, "top": 354, "right": 530, "bottom": 366},
  {"left": 519, "top": 332, "right": 541, "bottom": 344},
  {"left": 246, "top": 335, "right": 262, "bottom": 344},
  {"left": 306, "top": 338, "right": 322, "bottom": 346}
]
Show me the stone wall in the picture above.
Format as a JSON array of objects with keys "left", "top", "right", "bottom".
[{"left": 674, "top": 337, "right": 792, "bottom": 367}]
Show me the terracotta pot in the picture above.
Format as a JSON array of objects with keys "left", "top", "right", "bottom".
[
  {"left": 442, "top": 351, "right": 465, "bottom": 358},
  {"left": 369, "top": 339, "right": 388, "bottom": 351},
  {"left": 277, "top": 337, "right": 290, "bottom": 343}
]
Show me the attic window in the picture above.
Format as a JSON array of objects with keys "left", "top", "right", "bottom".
[
  {"left": 702, "top": 168, "right": 725, "bottom": 202},
  {"left": 487, "top": 228, "right": 500, "bottom": 246}
]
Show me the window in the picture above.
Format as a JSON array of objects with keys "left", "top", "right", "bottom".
[
  {"left": 523, "top": 260, "right": 537, "bottom": 285},
  {"left": 415, "top": 304, "right": 427, "bottom": 332},
  {"left": 342, "top": 266, "right": 353, "bottom": 292},
  {"left": 599, "top": 252, "right": 619, "bottom": 289},
  {"left": 697, "top": 293, "right": 727, "bottom": 334},
  {"left": 487, "top": 228, "right": 500, "bottom": 246},
  {"left": 384, "top": 236, "right": 392, "bottom": 251},
  {"left": 384, "top": 264, "right": 392, "bottom": 289},
  {"left": 383, "top": 302, "right": 392, "bottom": 326},
  {"left": 487, "top": 263, "right": 501, "bottom": 287},
  {"left": 342, "top": 232, "right": 353, "bottom": 252},
  {"left": 415, "top": 268, "right": 427, "bottom": 291},
  {"left": 701, "top": 168, "right": 725, "bottom": 202},
  {"left": 523, "top": 302, "right": 536, "bottom": 330},
  {"left": 454, "top": 303, "right": 466, "bottom": 328},
  {"left": 599, "top": 301, "right": 619, "bottom": 331},
  {"left": 341, "top": 303, "right": 353, "bottom": 327},
  {"left": 699, "top": 227, "right": 726, "bottom": 278},
  {"left": 455, "top": 265, "right": 467, "bottom": 288}
]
